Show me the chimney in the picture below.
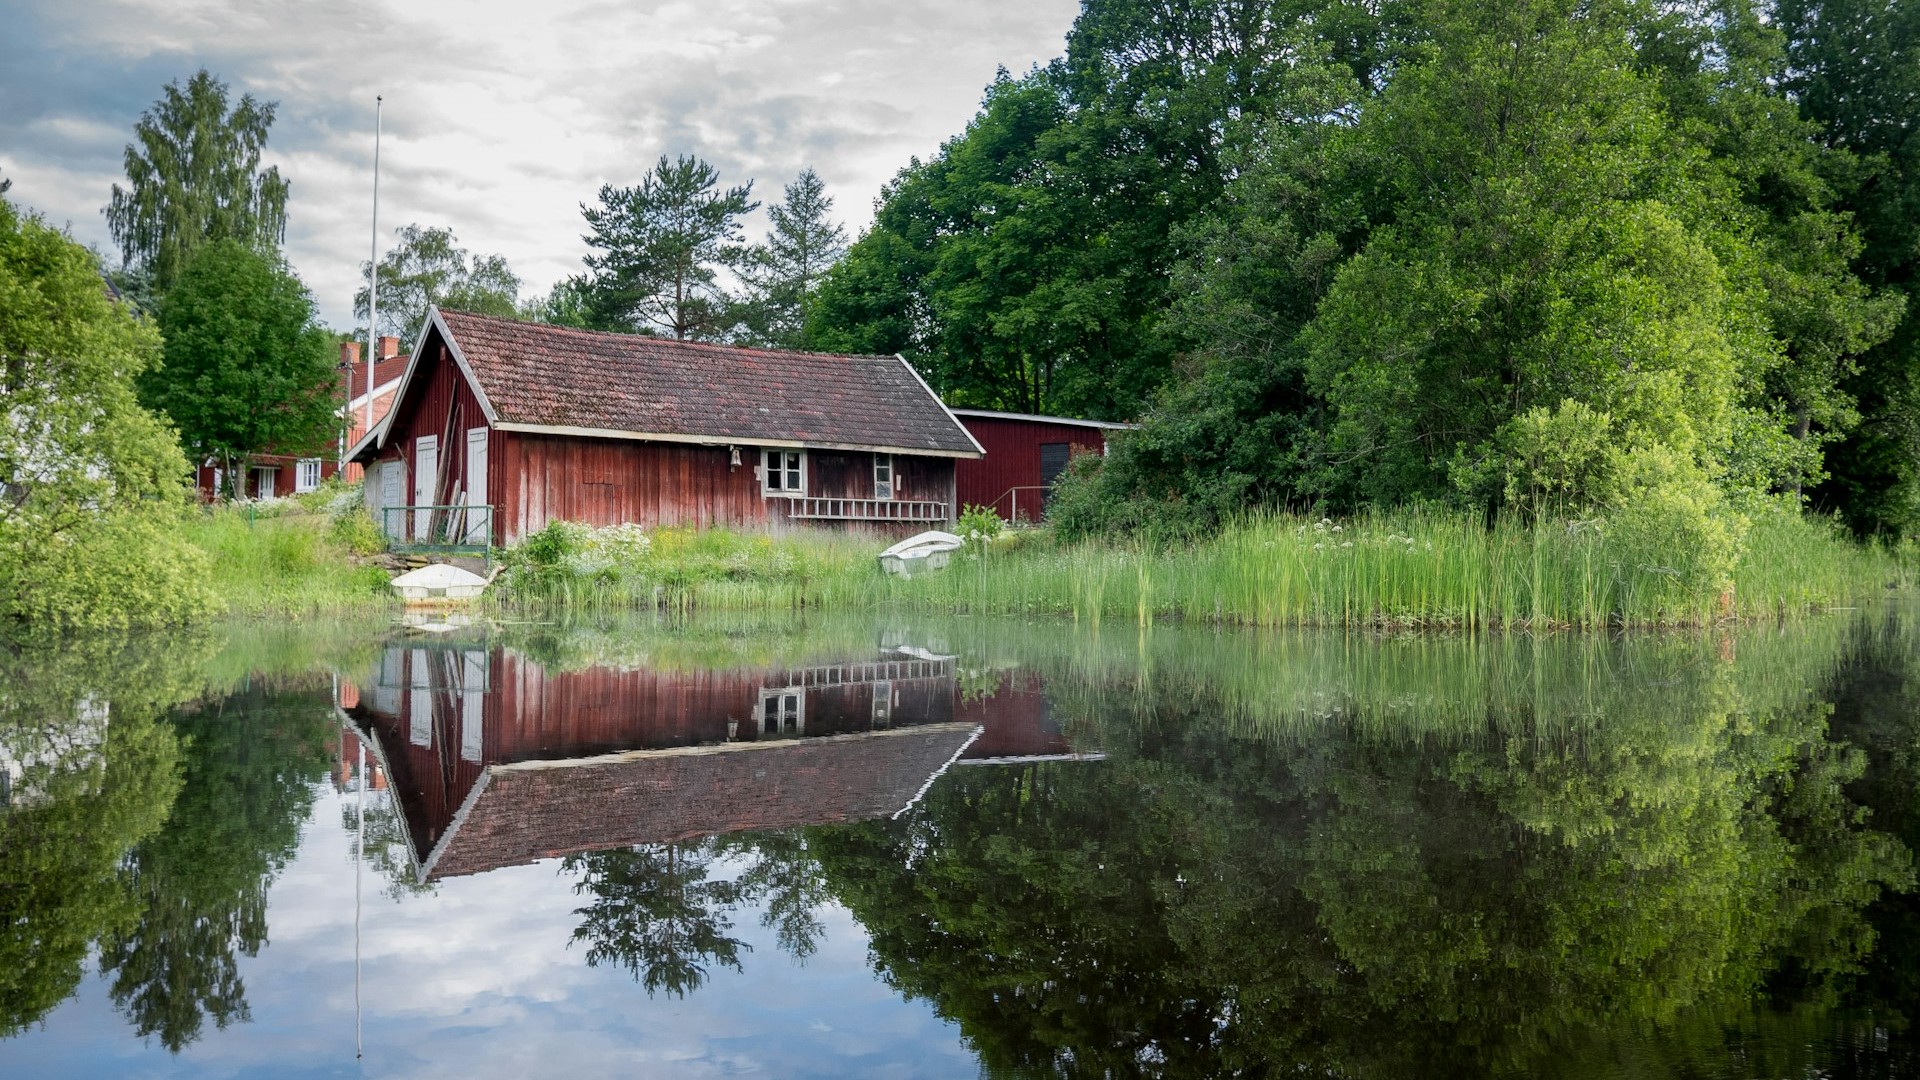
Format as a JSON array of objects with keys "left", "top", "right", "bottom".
[
  {"left": 378, "top": 335, "right": 400, "bottom": 360},
  {"left": 340, "top": 340, "right": 361, "bottom": 368}
]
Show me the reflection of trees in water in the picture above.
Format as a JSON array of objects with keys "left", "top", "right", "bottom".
[
  {"left": 804, "top": 627, "right": 1920, "bottom": 1078},
  {"left": 96, "top": 682, "right": 336, "bottom": 1051},
  {"left": 0, "top": 636, "right": 207, "bottom": 1038},
  {"left": 564, "top": 831, "right": 836, "bottom": 995},
  {"left": 566, "top": 843, "right": 751, "bottom": 997}
]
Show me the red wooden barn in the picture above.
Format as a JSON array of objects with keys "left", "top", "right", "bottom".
[
  {"left": 950, "top": 409, "right": 1133, "bottom": 523},
  {"left": 347, "top": 309, "right": 984, "bottom": 545}
]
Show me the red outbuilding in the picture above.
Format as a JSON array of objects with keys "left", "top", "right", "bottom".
[
  {"left": 951, "top": 409, "right": 1133, "bottom": 523},
  {"left": 347, "top": 309, "right": 985, "bottom": 545}
]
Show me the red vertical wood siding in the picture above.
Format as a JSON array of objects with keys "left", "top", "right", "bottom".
[
  {"left": 371, "top": 330, "right": 495, "bottom": 538},
  {"left": 496, "top": 433, "right": 957, "bottom": 543},
  {"left": 372, "top": 324, "right": 961, "bottom": 543},
  {"left": 954, "top": 416, "right": 1109, "bottom": 523}
]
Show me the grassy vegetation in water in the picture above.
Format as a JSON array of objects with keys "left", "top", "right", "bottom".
[{"left": 497, "top": 508, "right": 1910, "bottom": 629}]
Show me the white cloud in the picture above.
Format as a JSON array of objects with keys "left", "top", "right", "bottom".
[{"left": 0, "top": 0, "right": 1079, "bottom": 328}]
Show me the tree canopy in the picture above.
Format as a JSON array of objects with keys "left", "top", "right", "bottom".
[
  {"left": 856, "top": 0, "right": 1911, "bottom": 542},
  {"left": 354, "top": 223, "right": 522, "bottom": 339},
  {"left": 733, "top": 168, "right": 847, "bottom": 349},
  {"left": 103, "top": 69, "right": 289, "bottom": 297},
  {"left": 143, "top": 239, "right": 341, "bottom": 486},
  {"left": 578, "top": 155, "right": 757, "bottom": 340},
  {"left": 0, "top": 196, "right": 214, "bottom": 632}
]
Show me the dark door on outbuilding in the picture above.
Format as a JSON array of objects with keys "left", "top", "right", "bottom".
[{"left": 1039, "top": 442, "right": 1072, "bottom": 495}]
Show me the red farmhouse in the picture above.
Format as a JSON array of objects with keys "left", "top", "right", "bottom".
[
  {"left": 192, "top": 336, "right": 409, "bottom": 501},
  {"left": 951, "top": 409, "right": 1131, "bottom": 523},
  {"left": 348, "top": 309, "right": 984, "bottom": 545}
]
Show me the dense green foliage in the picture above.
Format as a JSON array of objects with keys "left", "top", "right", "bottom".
[
  {"left": 103, "top": 69, "right": 289, "bottom": 297},
  {"left": 810, "top": 0, "right": 1915, "bottom": 545},
  {"left": 0, "top": 197, "right": 216, "bottom": 633},
  {"left": 576, "top": 154, "right": 758, "bottom": 340},
  {"left": 731, "top": 169, "right": 849, "bottom": 349},
  {"left": 353, "top": 223, "right": 522, "bottom": 338},
  {"left": 143, "top": 239, "right": 343, "bottom": 486},
  {"left": 1783, "top": 0, "right": 1920, "bottom": 536}
]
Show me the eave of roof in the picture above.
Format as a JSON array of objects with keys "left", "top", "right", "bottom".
[{"left": 948, "top": 408, "right": 1138, "bottom": 431}]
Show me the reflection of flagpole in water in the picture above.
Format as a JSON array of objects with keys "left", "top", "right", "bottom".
[{"left": 356, "top": 737, "right": 365, "bottom": 1059}]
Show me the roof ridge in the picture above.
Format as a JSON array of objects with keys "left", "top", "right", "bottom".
[{"left": 436, "top": 307, "right": 896, "bottom": 364}]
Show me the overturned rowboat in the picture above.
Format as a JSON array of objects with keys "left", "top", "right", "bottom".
[
  {"left": 390, "top": 562, "right": 493, "bottom": 603},
  {"left": 878, "top": 530, "right": 964, "bottom": 577}
]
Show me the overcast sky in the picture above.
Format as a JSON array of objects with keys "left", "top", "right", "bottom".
[{"left": 0, "top": 0, "right": 1080, "bottom": 330}]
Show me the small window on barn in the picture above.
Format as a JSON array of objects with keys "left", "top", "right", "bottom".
[
  {"left": 873, "top": 456, "right": 893, "bottom": 500},
  {"left": 1040, "top": 443, "right": 1073, "bottom": 489},
  {"left": 761, "top": 449, "right": 805, "bottom": 496},
  {"left": 295, "top": 458, "right": 322, "bottom": 493},
  {"left": 871, "top": 680, "right": 892, "bottom": 727},
  {"left": 759, "top": 687, "right": 804, "bottom": 735}
]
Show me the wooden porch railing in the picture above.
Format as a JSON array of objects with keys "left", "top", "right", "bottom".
[{"left": 787, "top": 497, "right": 951, "bottom": 522}]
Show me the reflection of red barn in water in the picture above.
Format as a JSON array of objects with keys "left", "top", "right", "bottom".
[{"left": 338, "top": 641, "right": 1088, "bottom": 882}]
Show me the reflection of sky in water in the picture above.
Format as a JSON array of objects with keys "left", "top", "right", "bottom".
[{"left": 8, "top": 783, "right": 975, "bottom": 1079}]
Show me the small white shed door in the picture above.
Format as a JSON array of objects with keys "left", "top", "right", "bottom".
[
  {"left": 464, "top": 427, "right": 489, "bottom": 544},
  {"left": 377, "top": 461, "right": 403, "bottom": 538},
  {"left": 413, "top": 435, "right": 438, "bottom": 540}
]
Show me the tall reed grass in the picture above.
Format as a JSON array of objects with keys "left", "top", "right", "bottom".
[
  {"left": 180, "top": 505, "right": 390, "bottom": 618},
  {"left": 499, "top": 509, "right": 1908, "bottom": 630},
  {"left": 896, "top": 509, "right": 1911, "bottom": 629}
]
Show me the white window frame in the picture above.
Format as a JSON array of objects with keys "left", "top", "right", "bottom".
[
  {"left": 871, "top": 679, "right": 892, "bottom": 726},
  {"left": 760, "top": 449, "right": 806, "bottom": 497},
  {"left": 295, "top": 458, "right": 322, "bottom": 493},
  {"left": 758, "top": 687, "right": 805, "bottom": 735},
  {"left": 873, "top": 455, "right": 893, "bottom": 500},
  {"left": 253, "top": 466, "right": 276, "bottom": 500}
]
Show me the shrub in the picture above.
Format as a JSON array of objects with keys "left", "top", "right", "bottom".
[
  {"left": 329, "top": 506, "right": 386, "bottom": 556},
  {"left": 1603, "top": 447, "right": 1747, "bottom": 615},
  {"left": 956, "top": 505, "right": 1004, "bottom": 550}
]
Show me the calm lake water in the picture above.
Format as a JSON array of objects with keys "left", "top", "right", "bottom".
[{"left": 3, "top": 607, "right": 1918, "bottom": 1078}]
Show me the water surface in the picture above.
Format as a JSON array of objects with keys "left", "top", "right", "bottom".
[{"left": 2, "top": 610, "right": 1918, "bottom": 1077}]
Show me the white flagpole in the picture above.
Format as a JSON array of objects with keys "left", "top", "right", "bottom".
[
  {"left": 356, "top": 735, "right": 366, "bottom": 1060},
  {"left": 366, "top": 95, "right": 382, "bottom": 441}
]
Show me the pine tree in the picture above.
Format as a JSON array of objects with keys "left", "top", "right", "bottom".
[
  {"left": 580, "top": 155, "right": 756, "bottom": 340},
  {"left": 735, "top": 168, "right": 847, "bottom": 348}
]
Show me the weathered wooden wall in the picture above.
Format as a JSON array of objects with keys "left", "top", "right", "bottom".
[
  {"left": 369, "top": 332, "right": 494, "bottom": 540},
  {"left": 371, "top": 324, "right": 961, "bottom": 543},
  {"left": 954, "top": 416, "right": 1108, "bottom": 522},
  {"left": 497, "top": 433, "right": 957, "bottom": 543}
]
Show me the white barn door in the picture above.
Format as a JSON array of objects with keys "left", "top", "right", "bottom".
[
  {"left": 376, "top": 461, "right": 403, "bottom": 538},
  {"left": 413, "top": 435, "right": 438, "bottom": 541},
  {"left": 464, "top": 427, "right": 489, "bottom": 544}
]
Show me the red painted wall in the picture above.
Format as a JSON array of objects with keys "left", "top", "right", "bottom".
[
  {"left": 954, "top": 415, "right": 1109, "bottom": 523},
  {"left": 369, "top": 324, "right": 964, "bottom": 543},
  {"left": 195, "top": 455, "right": 341, "bottom": 502}
]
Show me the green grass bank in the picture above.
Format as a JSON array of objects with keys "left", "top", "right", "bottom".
[
  {"left": 180, "top": 486, "right": 390, "bottom": 619},
  {"left": 494, "top": 507, "right": 1911, "bottom": 630},
  {"left": 169, "top": 478, "right": 1911, "bottom": 628}
]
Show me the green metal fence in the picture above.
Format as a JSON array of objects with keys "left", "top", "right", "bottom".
[{"left": 382, "top": 504, "right": 493, "bottom": 563}]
